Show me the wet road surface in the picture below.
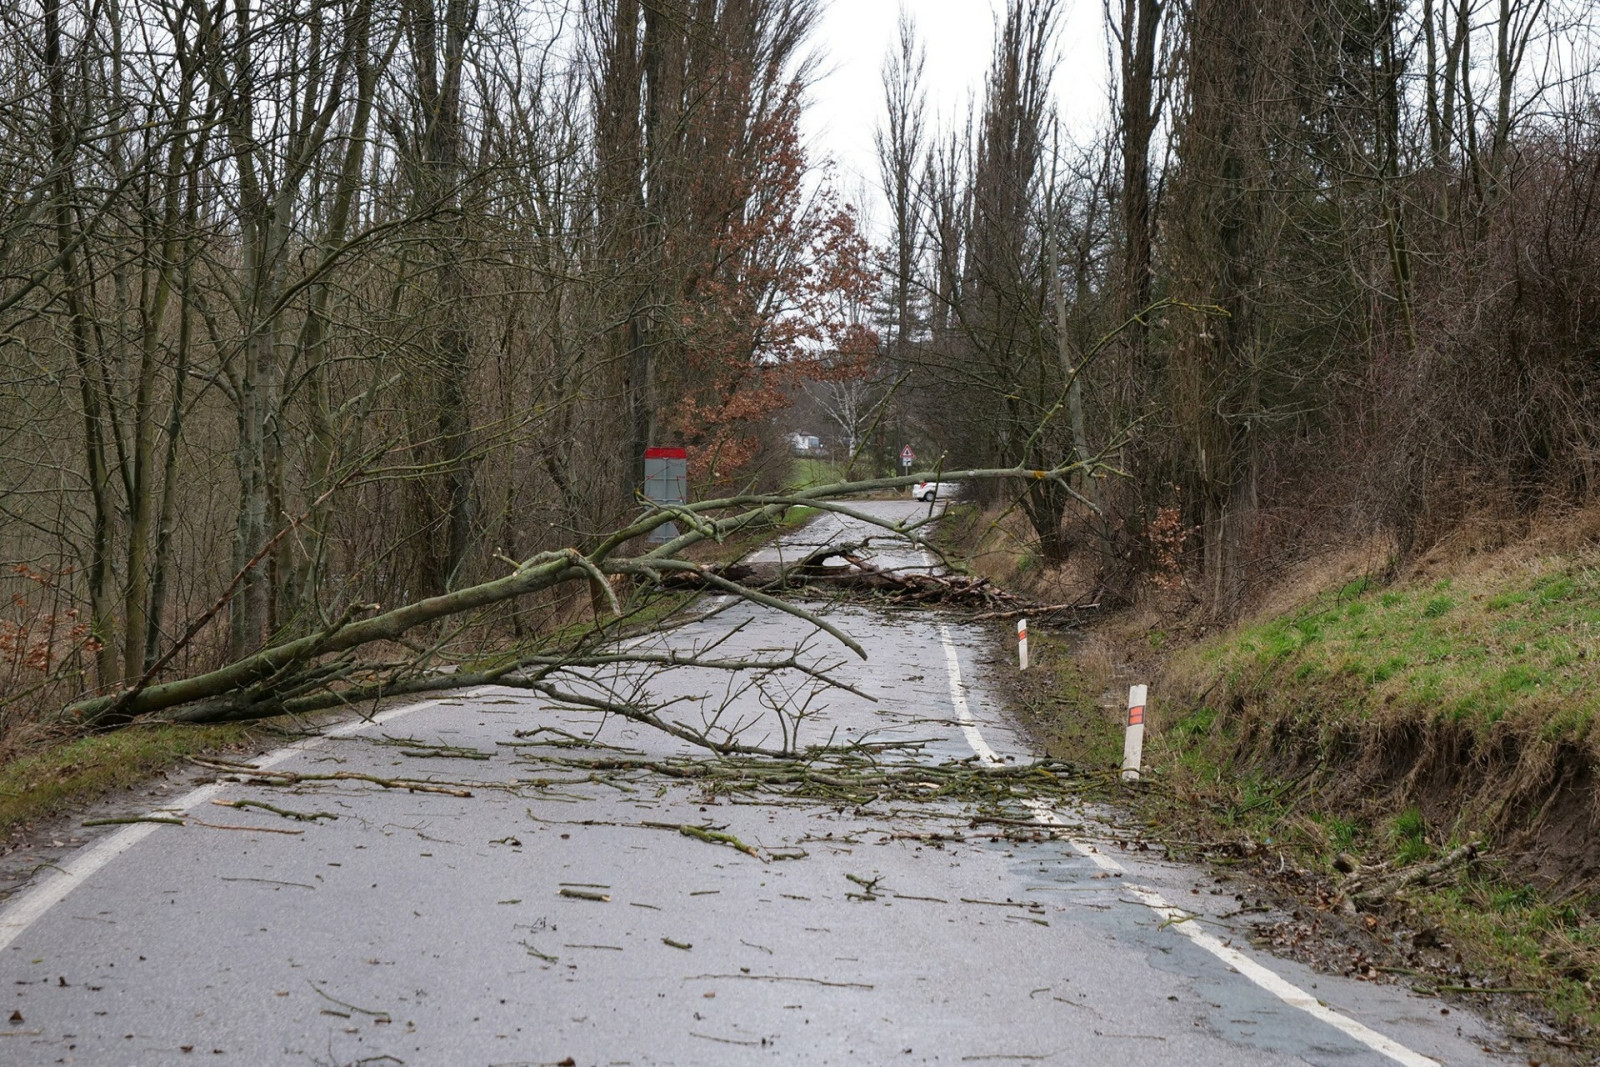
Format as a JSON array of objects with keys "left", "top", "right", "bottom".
[{"left": 0, "top": 501, "right": 1518, "bottom": 1065}]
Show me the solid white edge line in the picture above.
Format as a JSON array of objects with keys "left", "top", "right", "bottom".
[
  {"left": 0, "top": 687, "right": 493, "bottom": 954},
  {"left": 937, "top": 622, "right": 1000, "bottom": 764},
  {"left": 933, "top": 623, "right": 1439, "bottom": 1067}
]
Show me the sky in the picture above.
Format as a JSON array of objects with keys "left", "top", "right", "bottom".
[{"left": 802, "top": 0, "right": 1113, "bottom": 230}]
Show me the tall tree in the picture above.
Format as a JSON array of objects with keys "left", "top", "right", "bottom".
[
  {"left": 592, "top": 0, "right": 872, "bottom": 494},
  {"left": 876, "top": 7, "right": 926, "bottom": 356},
  {"left": 1108, "top": 0, "right": 1164, "bottom": 368},
  {"left": 396, "top": 0, "right": 481, "bottom": 594}
]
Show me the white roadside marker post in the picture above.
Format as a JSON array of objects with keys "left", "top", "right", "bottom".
[
  {"left": 1121, "top": 684, "right": 1147, "bottom": 782},
  {"left": 1017, "top": 618, "right": 1029, "bottom": 670}
]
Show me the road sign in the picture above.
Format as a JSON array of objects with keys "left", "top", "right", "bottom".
[
  {"left": 900, "top": 445, "right": 914, "bottom": 471},
  {"left": 643, "top": 447, "right": 688, "bottom": 544}
]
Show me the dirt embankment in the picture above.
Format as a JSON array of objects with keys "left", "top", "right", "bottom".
[{"left": 1151, "top": 531, "right": 1600, "bottom": 893}]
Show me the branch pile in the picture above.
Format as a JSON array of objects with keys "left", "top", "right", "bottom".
[
  {"left": 782, "top": 546, "right": 1095, "bottom": 619},
  {"left": 672, "top": 538, "right": 1099, "bottom": 620},
  {"left": 1338, "top": 842, "right": 1480, "bottom": 914},
  {"left": 520, "top": 752, "right": 1097, "bottom": 811}
]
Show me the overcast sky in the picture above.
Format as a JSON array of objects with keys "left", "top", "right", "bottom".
[{"left": 802, "top": 0, "right": 1112, "bottom": 229}]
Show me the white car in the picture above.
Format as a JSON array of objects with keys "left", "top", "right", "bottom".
[{"left": 912, "top": 480, "right": 960, "bottom": 503}]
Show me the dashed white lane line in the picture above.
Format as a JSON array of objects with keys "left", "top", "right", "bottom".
[
  {"left": 934, "top": 622, "right": 1440, "bottom": 1067},
  {"left": 0, "top": 689, "right": 491, "bottom": 954}
]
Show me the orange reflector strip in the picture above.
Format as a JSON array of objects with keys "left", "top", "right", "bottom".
[{"left": 1128, "top": 705, "right": 1144, "bottom": 726}]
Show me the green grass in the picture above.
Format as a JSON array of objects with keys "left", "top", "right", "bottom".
[
  {"left": 1415, "top": 872, "right": 1600, "bottom": 1028},
  {"left": 1147, "top": 552, "right": 1600, "bottom": 1032},
  {"left": 0, "top": 722, "right": 264, "bottom": 836},
  {"left": 1317, "top": 812, "right": 1360, "bottom": 852},
  {"left": 1176, "top": 556, "right": 1600, "bottom": 743},
  {"left": 1388, "top": 806, "right": 1431, "bottom": 865},
  {"left": 790, "top": 457, "right": 906, "bottom": 492},
  {"left": 792, "top": 458, "right": 849, "bottom": 488}
]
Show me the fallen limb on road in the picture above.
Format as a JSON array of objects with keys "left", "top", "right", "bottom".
[{"left": 56, "top": 462, "right": 1109, "bottom": 748}]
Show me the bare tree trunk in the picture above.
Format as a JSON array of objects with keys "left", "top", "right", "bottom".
[
  {"left": 1374, "top": 0, "right": 1417, "bottom": 354},
  {"left": 45, "top": 0, "right": 120, "bottom": 687},
  {"left": 1112, "top": 0, "right": 1162, "bottom": 367},
  {"left": 1488, "top": 0, "right": 1546, "bottom": 202},
  {"left": 122, "top": 63, "right": 194, "bottom": 678},
  {"left": 1170, "top": 0, "right": 1264, "bottom": 612},
  {"left": 145, "top": 165, "right": 195, "bottom": 671},
  {"left": 295, "top": 0, "right": 378, "bottom": 608},
  {"left": 398, "top": 0, "right": 480, "bottom": 594},
  {"left": 877, "top": 10, "right": 926, "bottom": 356}
]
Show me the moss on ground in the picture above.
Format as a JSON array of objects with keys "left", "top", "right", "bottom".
[
  {"left": 1005, "top": 630, "right": 1122, "bottom": 772},
  {"left": 0, "top": 722, "right": 266, "bottom": 837}
]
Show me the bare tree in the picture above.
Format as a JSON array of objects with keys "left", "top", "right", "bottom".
[
  {"left": 876, "top": 7, "right": 926, "bottom": 357},
  {"left": 1106, "top": 0, "right": 1165, "bottom": 369}
]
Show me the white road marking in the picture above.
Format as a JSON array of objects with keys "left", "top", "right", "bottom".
[
  {"left": 933, "top": 623, "right": 1440, "bottom": 1067},
  {"left": 937, "top": 622, "right": 999, "bottom": 762},
  {"left": 0, "top": 690, "right": 489, "bottom": 954}
]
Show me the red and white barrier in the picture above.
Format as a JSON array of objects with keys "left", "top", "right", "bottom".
[
  {"left": 1017, "top": 618, "right": 1029, "bottom": 671},
  {"left": 1121, "top": 684, "right": 1147, "bottom": 782}
]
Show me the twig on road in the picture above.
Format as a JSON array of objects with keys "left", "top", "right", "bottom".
[
  {"left": 191, "top": 760, "right": 476, "bottom": 797},
  {"left": 308, "top": 982, "right": 391, "bottom": 1020},
  {"left": 687, "top": 973, "right": 874, "bottom": 990},
  {"left": 558, "top": 887, "right": 611, "bottom": 902},
  {"left": 960, "top": 897, "right": 1045, "bottom": 910},
  {"left": 690, "top": 1032, "right": 767, "bottom": 1047},
  {"left": 519, "top": 941, "right": 558, "bottom": 963},
  {"left": 211, "top": 798, "right": 338, "bottom": 822},
  {"left": 190, "top": 818, "right": 304, "bottom": 835},
  {"left": 640, "top": 821, "right": 761, "bottom": 858}
]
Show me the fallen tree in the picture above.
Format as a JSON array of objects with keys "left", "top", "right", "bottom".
[
  {"left": 753, "top": 539, "right": 1098, "bottom": 617},
  {"left": 58, "top": 463, "right": 1102, "bottom": 751}
]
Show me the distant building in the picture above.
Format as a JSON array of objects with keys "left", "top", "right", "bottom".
[{"left": 789, "top": 432, "right": 825, "bottom": 456}]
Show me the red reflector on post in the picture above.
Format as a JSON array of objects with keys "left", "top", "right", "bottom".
[{"left": 1128, "top": 705, "right": 1144, "bottom": 726}]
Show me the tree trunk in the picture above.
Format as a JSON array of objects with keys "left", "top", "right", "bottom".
[
  {"left": 1116, "top": 0, "right": 1162, "bottom": 368},
  {"left": 45, "top": 0, "right": 120, "bottom": 687}
]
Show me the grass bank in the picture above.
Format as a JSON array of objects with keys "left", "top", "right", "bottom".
[
  {"left": 1145, "top": 543, "right": 1600, "bottom": 1034},
  {"left": 0, "top": 721, "right": 267, "bottom": 840},
  {"left": 1157, "top": 550, "right": 1600, "bottom": 870}
]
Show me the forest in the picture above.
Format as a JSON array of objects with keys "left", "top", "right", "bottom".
[{"left": 1, "top": 0, "right": 1595, "bottom": 733}]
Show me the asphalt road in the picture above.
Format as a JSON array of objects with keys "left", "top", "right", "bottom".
[{"left": 0, "top": 500, "right": 1520, "bottom": 1066}]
